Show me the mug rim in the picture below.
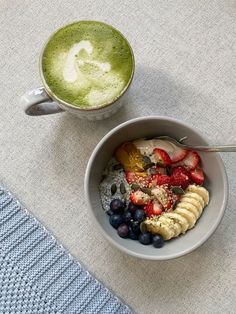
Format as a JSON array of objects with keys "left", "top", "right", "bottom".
[{"left": 39, "top": 20, "right": 135, "bottom": 112}]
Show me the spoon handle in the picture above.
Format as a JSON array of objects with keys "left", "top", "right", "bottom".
[{"left": 184, "top": 145, "right": 236, "bottom": 152}]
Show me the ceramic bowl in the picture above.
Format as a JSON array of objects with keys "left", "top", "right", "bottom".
[{"left": 84, "top": 116, "right": 228, "bottom": 260}]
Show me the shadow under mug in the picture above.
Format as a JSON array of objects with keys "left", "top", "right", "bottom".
[{"left": 20, "top": 22, "right": 135, "bottom": 121}]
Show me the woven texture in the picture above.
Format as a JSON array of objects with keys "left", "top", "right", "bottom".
[
  {"left": 0, "top": 1, "right": 236, "bottom": 313},
  {"left": 0, "top": 187, "right": 132, "bottom": 314}
]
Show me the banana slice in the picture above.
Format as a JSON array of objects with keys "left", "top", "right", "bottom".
[
  {"left": 144, "top": 218, "right": 175, "bottom": 240},
  {"left": 186, "top": 185, "right": 209, "bottom": 205},
  {"left": 179, "top": 200, "right": 200, "bottom": 218},
  {"left": 174, "top": 207, "right": 197, "bottom": 229},
  {"left": 151, "top": 187, "right": 168, "bottom": 207},
  {"left": 181, "top": 196, "right": 203, "bottom": 216},
  {"left": 184, "top": 192, "right": 205, "bottom": 208},
  {"left": 158, "top": 215, "right": 182, "bottom": 237},
  {"left": 164, "top": 212, "right": 189, "bottom": 233}
]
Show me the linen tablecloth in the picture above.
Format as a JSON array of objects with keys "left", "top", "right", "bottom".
[{"left": 0, "top": 1, "right": 235, "bottom": 313}]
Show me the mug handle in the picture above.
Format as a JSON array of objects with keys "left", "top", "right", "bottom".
[{"left": 21, "top": 87, "right": 64, "bottom": 116}]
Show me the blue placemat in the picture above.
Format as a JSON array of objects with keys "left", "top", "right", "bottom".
[{"left": 0, "top": 186, "right": 132, "bottom": 314}]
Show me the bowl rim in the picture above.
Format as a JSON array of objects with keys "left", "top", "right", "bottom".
[{"left": 84, "top": 116, "right": 229, "bottom": 260}]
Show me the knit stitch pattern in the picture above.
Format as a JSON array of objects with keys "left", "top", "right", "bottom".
[{"left": 0, "top": 187, "right": 132, "bottom": 314}]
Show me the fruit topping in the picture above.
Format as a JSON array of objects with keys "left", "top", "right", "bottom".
[
  {"left": 189, "top": 168, "right": 204, "bottom": 185},
  {"left": 128, "top": 202, "right": 138, "bottom": 214},
  {"left": 170, "top": 166, "right": 190, "bottom": 189},
  {"left": 151, "top": 187, "right": 172, "bottom": 209},
  {"left": 149, "top": 173, "right": 171, "bottom": 187},
  {"left": 144, "top": 202, "right": 163, "bottom": 217},
  {"left": 153, "top": 148, "right": 172, "bottom": 166},
  {"left": 115, "top": 142, "right": 145, "bottom": 172},
  {"left": 122, "top": 211, "right": 133, "bottom": 223},
  {"left": 128, "top": 227, "right": 139, "bottom": 240},
  {"left": 139, "top": 232, "right": 152, "bottom": 245},
  {"left": 130, "top": 190, "right": 151, "bottom": 206},
  {"left": 173, "top": 151, "right": 200, "bottom": 170},
  {"left": 168, "top": 145, "right": 188, "bottom": 163},
  {"left": 130, "top": 220, "right": 141, "bottom": 234},
  {"left": 152, "top": 234, "right": 164, "bottom": 248},
  {"left": 117, "top": 223, "right": 129, "bottom": 238},
  {"left": 125, "top": 171, "right": 151, "bottom": 187},
  {"left": 110, "top": 199, "right": 125, "bottom": 213},
  {"left": 109, "top": 214, "right": 123, "bottom": 229},
  {"left": 133, "top": 209, "right": 146, "bottom": 222}
]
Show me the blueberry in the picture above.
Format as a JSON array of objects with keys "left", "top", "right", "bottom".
[
  {"left": 133, "top": 209, "right": 146, "bottom": 222},
  {"left": 109, "top": 214, "right": 123, "bottom": 229},
  {"left": 110, "top": 199, "right": 125, "bottom": 213},
  {"left": 128, "top": 202, "right": 139, "bottom": 214},
  {"left": 130, "top": 221, "right": 140, "bottom": 235},
  {"left": 106, "top": 210, "right": 113, "bottom": 216},
  {"left": 122, "top": 211, "right": 132, "bottom": 223},
  {"left": 128, "top": 227, "right": 139, "bottom": 240},
  {"left": 117, "top": 224, "right": 129, "bottom": 238},
  {"left": 139, "top": 233, "right": 152, "bottom": 245},
  {"left": 152, "top": 234, "right": 164, "bottom": 248}
]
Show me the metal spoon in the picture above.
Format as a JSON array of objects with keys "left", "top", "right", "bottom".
[{"left": 157, "top": 136, "right": 236, "bottom": 152}]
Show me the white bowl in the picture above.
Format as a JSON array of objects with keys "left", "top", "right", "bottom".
[{"left": 84, "top": 116, "right": 228, "bottom": 260}]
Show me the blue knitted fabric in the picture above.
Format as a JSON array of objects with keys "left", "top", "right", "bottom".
[{"left": 0, "top": 187, "right": 132, "bottom": 314}]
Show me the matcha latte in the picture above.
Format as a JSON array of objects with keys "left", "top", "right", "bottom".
[{"left": 41, "top": 21, "right": 134, "bottom": 109}]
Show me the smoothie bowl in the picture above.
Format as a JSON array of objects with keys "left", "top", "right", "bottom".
[{"left": 84, "top": 117, "right": 228, "bottom": 260}]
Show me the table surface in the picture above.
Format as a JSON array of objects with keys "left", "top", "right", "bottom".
[{"left": 1, "top": 1, "right": 236, "bottom": 313}]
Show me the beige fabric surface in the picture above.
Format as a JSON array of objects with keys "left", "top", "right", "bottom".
[{"left": 1, "top": 1, "right": 236, "bottom": 313}]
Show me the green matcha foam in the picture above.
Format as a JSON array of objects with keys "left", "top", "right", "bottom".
[{"left": 41, "top": 21, "right": 134, "bottom": 108}]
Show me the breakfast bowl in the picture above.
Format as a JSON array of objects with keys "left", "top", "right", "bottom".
[{"left": 84, "top": 116, "right": 228, "bottom": 260}]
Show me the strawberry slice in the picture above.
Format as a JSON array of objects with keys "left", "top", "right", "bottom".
[
  {"left": 172, "top": 151, "right": 200, "bottom": 170},
  {"left": 149, "top": 173, "right": 171, "bottom": 187},
  {"left": 130, "top": 190, "right": 151, "bottom": 206},
  {"left": 172, "top": 166, "right": 189, "bottom": 177},
  {"left": 170, "top": 166, "right": 190, "bottom": 189},
  {"left": 144, "top": 202, "right": 163, "bottom": 217},
  {"left": 190, "top": 168, "right": 204, "bottom": 185},
  {"left": 153, "top": 148, "right": 172, "bottom": 166},
  {"left": 125, "top": 171, "right": 151, "bottom": 187},
  {"left": 169, "top": 146, "right": 188, "bottom": 163}
]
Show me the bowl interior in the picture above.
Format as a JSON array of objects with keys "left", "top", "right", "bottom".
[{"left": 85, "top": 117, "right": 228, "bottom": 260}]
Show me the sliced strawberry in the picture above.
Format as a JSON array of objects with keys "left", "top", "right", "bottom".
[
  {"left": 168, "top": 145, "right": 188, "bottom": 163},
  {"left": 172, "top": 166, "right": 189, "bottom": 177},
  {"left": 149, "top": 173, "right": 171, "bottom": 187},
  {"left": 172, "top": 151, "right": 200, "bottom": 170},
  {"left": 190, "top": 168, "right": 204, "bottom": 185},
  {"left": 144, "top": 203, "right": 154, "bottom": 217},
  {"left": 170, "top": 166, "right": 190, "bottom": 189},
  {"left": 125, "top": 171, "right": 151, "bottom": 187},
  {"left": 130, "top": 190, "right": 151, "bottom": 206},
  {"left": 153, "top": 202, "right": 163, "bottom": 215},
  {"left": 153, "top": 148, "right": 172, "bottom": 166},
  {"left": 144, "top": 202, "right": 163, "bottom": 217}
]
